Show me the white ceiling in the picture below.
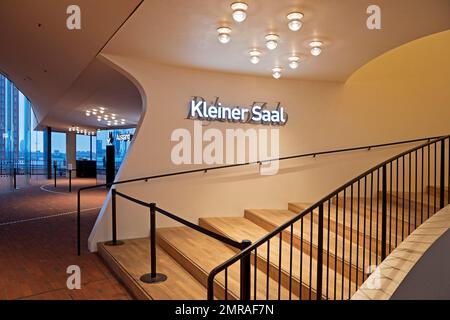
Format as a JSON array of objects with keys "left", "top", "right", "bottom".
[
  {"left": 0, "top": 0, "right": 143, "bottom": 131},
  {"left": 103, "top": 0, "right": 450, "bottom": 81},
  {"left": 1, "top": 0, "right": 449, "bottom": 131}
]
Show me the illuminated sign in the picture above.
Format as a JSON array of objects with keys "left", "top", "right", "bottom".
[
  {"left": 187, "top": 97, "right": 288, "bottom": 125},
  {"left": 117, "top": 133, "right": 133, "bottom": 141}
]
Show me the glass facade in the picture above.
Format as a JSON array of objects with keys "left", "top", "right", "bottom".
[
  {"left": 96, "top": 128, "right": 135, "bottom": 173},
  {"left": 0, "top": 74, "right": 32, "bottom": 189}
]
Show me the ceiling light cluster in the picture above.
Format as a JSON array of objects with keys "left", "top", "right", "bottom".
[
  {"left": 85, "top": 107, "right": 127, "bottom": 127},
  {"left": 216, "top": 3, "right": 326, "bottom": 79},
  {"left": 68, "top": 126, "right": 96, "bottom": 136}
]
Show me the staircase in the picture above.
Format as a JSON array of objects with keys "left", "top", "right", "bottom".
[{"left": 96, "top": 136, "right": 450, "bottom": 300}]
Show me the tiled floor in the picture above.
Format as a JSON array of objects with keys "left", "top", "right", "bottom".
[{"left": 0, "top": 177, "right": 132, "bottom": 300}]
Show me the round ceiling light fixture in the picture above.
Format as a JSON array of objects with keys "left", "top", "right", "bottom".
[
  {"left": 309, "top": 40, "right": 323, "bottom": 56},
  {"left": 217, "top": 27, "right": 232, "bottom": 44},
  {"left": 265, "top": 34, "right": 279, "bottom": 50},
  {"left": 288, "top": 56, "right": 301, "bottom": 69},
  {"left": 272, "top": 66, "right": 283, "bottom": 79},
  {"left": 248, "top": 49, "right": 262, "bottom": 64},
  {"left": 231, "top": 2, "right": 248, "bottom": 22},
  {"left": 287, "top": 12, "right": 304, "bottom": 31}
]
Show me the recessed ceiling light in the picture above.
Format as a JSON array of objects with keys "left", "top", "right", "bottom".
[
  {"left": 99, "top": 107, "right": 105, "bottom": 110},
  {"left": 288, "top": 56, "right": 301, "bottom": 69},
  {"left": 99, "top": 110, "right": 104, "bottom": 114},
  {"left": 265, "top": 34, "right": 279, "bottom": 50},
  {"left": 248, "top": 49, "right": 262, "bottom": 64},
  {"left": 272, "top": 67, "right": 283, "bottom": 79},
  {"left": 92, "top": 111, "right": 97, "bottom": 115},
  {"left": 231, "top": 2, "right": 248, "bottom": 23},
  {"left": 287, "top": 12, "right": 304, "bottom": 31},
  {"left": 217, "top": 27, "right": 231, "bottom": 44},
  {"left": 85, "top": 111, "right": 90, "bottom": 116},
  {"left": 309, "top": 41, "right": 323, "bottom": 56}
]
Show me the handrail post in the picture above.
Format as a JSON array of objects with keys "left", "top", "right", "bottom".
[
  {"left": 77, "top": 190, "right": 81, "bottom": 256},
  {"left": 240, "top": 239, "right": 252, "bottom": 300},
  {"left": 140, "top": 203, "right": 167, "bottom": 284},
  {"left": 440, "top": 139, "right": 445, "bottom": 209},
  {"left": 105, "top": 189, "right": 123, "bottom": 246},
  {"left": 13, "top": 167, "right": 17, "bottom": 190},
  {"left": 150, "top": 202, "right": 156, "bottom": 278},
  {"left": 381, "top": 164, "right": 387, "bottom": 260},
  {"left": 54, "top": 164, "right": 57, "bottom": 188},
  {"left": 69, "top": 169, "right": 72, "bottom": 193},
  {"left": 316, "top": 203, "right": 324, "bottom": 300}
]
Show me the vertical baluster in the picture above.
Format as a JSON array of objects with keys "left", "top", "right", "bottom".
[
  {"left": 402, "top": 156, "right": 405, "bottom": 241},
  {"left": 434, "top": 142, "right": 437, "bottom": 214},
  {"left": 363, "top": 177, "right": 367, "bottom": 280},
  {"left": 381, "top": 164, "right": 387, "bottom": 261},
  {"left": 254, "top": 247, "right": 257, "bottom": 300},
  {"left": 299, "top": 219, "right": 303, "bottom": 300},
  {"left": 408, "top": 154, "right": 412, "bottom": 235},
  {"left": 356, "top": 181, "right": 360, "bottom": 289},
  {"left": 369, "top": 172, "right": 374, "bottom": 277},
  {"left": 317, "top": 204, "right": 324, "bottom": 301},
  {"left": 440, "top": 139, "right": 445, "bottom": 209},
  {"left": 334, "top": 196, "right": 338, "bottom": 299},
  {"left": 225, "top": 268, "right": 228, "bottom": 300},
  {"left": 349, "top": 184, "right": 354, "bottom": 299},
  {"left": 309, "top": 211, "right": 313, "bottom": 300},
  {"left": 428, "top": 144, "right": 431, "bottom": 219},
  {"left": 376, "top": 169, "right": 380, "bottom": 265},
  {"left": 289, "top": 225, "right": 293, "bottom": 300},
  {"left": 447, "top": 138, "right": 450, "bottom": 205},
  {"left": 326, "top": 199, "right": 331, "bottom": 300},
  {"left": 415, "top": 150, "right": 418, "bottom": 230},
  {"left": 389, "top": 163, "right": 393, "bottom": 254},
  {"left": 395, "top": 159, "right": 399, "bottom": 248},
  {"left": 266, "top": 239, "right": 270, "bottom": 300},
  {"left": 421, "top": 148, "right": 424, "bottom": 225},
  {"left": 341, "top": 189, "right": 346, "bottom": 299},
  {"left": 278, "top": 232, "right": 282, "bottom": 300}
]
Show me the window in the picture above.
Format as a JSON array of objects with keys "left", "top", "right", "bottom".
[{"left": 51, "top": 132, "right": 66, "bottom": 168}]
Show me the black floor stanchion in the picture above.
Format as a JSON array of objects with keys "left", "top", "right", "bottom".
[
  {"left": 69, "top": 169, "right": 72, "bottom": 192},
  {"left": 53, "top": 164, "right": 57, "bottom": 188},
  {"left": 13, "top": 167, "right": 17, "bottom": 190},
  {"left": 140, "top": 203, "right": 167, "bottom": 283}
]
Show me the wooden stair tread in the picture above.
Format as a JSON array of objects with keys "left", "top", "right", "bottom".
[
  {"left": 200, "top": 217, "right": 356, "bottom": 300},
  {"left": 157, "top": 226, "right": 298, "bottom": 300},
  {"left": 245, "top": 209, "right": 378, "bottom": 274},
  {"left": 98, "top": 239, "right": 207, "bottom": 300}
]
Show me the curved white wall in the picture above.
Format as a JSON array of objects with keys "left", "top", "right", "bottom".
[{"left": 88, "top": 30, "right": 450, "bottom": 251}]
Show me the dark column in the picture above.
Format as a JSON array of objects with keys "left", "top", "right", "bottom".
[
  {"left": 106, "top": 144, "right": 115, "bottom": 185},
  {"left": 89, "top": 135, "right": 93, "bottom": 160},
  {"left": 44, "top": 127, "right": 52, "bottom": 179}
]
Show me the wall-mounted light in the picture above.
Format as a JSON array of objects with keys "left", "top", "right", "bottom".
[
  {"left": 288, "top": 56, "right": 301, "bottom": 69},
  {"left": 309, "top": 41, "right": 323, "bottom": 56},
  {"left": 217, "top": 27, "right": 232, "bottom": 44},
  {"left": 265, "top": 34, "right": 279, "bottom": 50},
  {"left": 248, "top": 49, "right": 262, "bottom": 64},
  {"left": 272, "top": 66, "right": 283, "bottom": 79},
  {"left": 231, "top": 2, "right": 248, "bottom": 23},
  {"left": 287, "top": 12, "right": 304, "bottom": 31}
]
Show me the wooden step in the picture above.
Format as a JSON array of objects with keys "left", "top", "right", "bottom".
[
  {"left": 98, "top": 239, "right": 207, "bottom": 300},
  {"left": 290, "top": 202, "right": 386, "bottom": 259},
  {"left": 157, "top": 227, "right": 298, "bottom": 300},
  {"left": 245, "top": 209, "right": 368, "bottom": 284},
  {"left": 199, "top": 217, "right": 357, "bottom": 300}
]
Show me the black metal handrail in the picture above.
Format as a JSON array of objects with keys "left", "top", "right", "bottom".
[
  {"left": 207, "top": 135, "right": 450, "bottom": 300},
  {"left": 76, "top": 135, "right": 443, "bottom": 255},
  {"left": 105, "top": 190, "right": 245, "bottom": 285}
]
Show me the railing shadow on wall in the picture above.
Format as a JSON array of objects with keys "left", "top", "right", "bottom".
[{"left": 77, "top": 135, "right": 449, "bottom": 299}]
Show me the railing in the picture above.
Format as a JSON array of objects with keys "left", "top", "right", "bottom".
[
  {"left": 207, "top": 135, "right": 450, "bottom": 300},
  {"left": 76, "top": 135, "right": 443, "bottom": 256},
  {"left": 105, "top": 189, "right": 248, "bottom": 288}
]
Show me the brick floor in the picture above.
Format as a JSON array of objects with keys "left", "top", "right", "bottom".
[{"left": 0, "top": 178, "right": 132, "bottom": 300}]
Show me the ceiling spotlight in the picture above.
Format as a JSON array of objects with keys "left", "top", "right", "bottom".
[
  {"left": 309, "top": 41, "right": 323, "bottom": 56},
  {"left": 99, "top": 110, "right": 104, "bottom": 114},
  {"left": 272, "top": 67, "right": 283, "bottom": 79},
  {"left": 288, "top": 56, "right": 301, "bottom": 69},
  {"left": 248, "top": 49, "right": 262, "bottom": 64},
  {"left": 265, "top": 34, "right": 279, "bottom": 50},
  {"left": 99, "top": 107, "right": 105, "bottom": 110},
  {"left": 97, "top": 118, "right": 101, "bottom": 122},
  {"left": 287, "top": 12, "right": 304, "bottom": 31},
  {"left": 217, "top": 27, "right": 231, "bottom": 44},
  {"left": 92, "top": 111, "right": 97, "bottom": 115},
  {"left": 85, "top": 111, "right": 90, "bottom": 116},
  {"left": 231, "top": 2, "right": 248, "bottom": 23}
]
